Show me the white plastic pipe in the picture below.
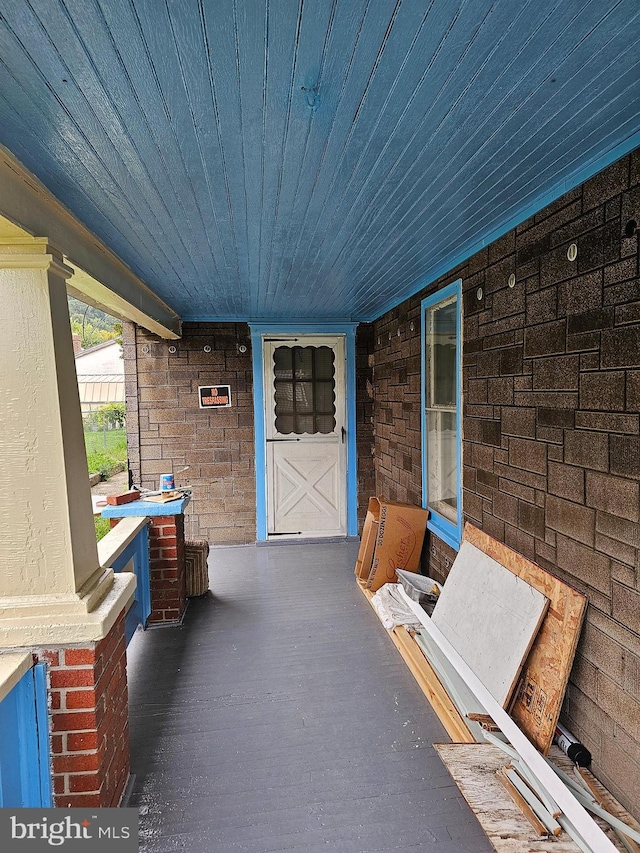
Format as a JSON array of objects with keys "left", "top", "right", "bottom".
[{"left": 396, "top": 587, "right": 618, "bottom": 853}]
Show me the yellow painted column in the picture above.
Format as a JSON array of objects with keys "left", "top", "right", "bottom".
[{"left": 0, "top": 237, "right": 134, "bottom": 646}]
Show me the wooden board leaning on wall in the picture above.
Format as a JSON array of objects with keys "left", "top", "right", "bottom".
[{"left": 463, "top": 523, "right": 588, "bottom": 755}]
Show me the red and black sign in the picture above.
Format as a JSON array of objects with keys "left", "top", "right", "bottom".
[{"left": 198, "top": 385, "right": 232, "bottom": 409}]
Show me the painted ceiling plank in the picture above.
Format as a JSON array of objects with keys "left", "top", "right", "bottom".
[
  {"left": 0, "top": 144, "right": 181, "bottom": 337},
  {"left": 383, "top": 55, "right": 640, "bottom": 285},
  {"left": 202, "top": 0, "right": 254, "bottom": 302},
  {"left": 0, "top": 94, "right": 181, "bottom": 293},
  {"left": 296, "top": 0, "right": 448, "bottom": 305},
  {"left": 5, "top": 0, "right": 199, "bottom": 283},
  {"left": 264, "top": 0, "right": 374, "bottom": 310},
  {"left": 130, "top": 0, "right": 232, "bottom": 308},
  {"left": 255, "top": 0, "right": 306, "bottom": 314},
  {"left": 304, "top": 0, "right": 500, "bottom": 300},
  {"left": 308, "top": 2, "right": 568, "bottom": 295},
  {"left": 295, "top": 3, "right": 454, "bottom": 318},
  {"left": 234, "top": 0, "right": 272, "bottom": 313},
  {"left": 65, "top": 2, "right": 222, "bottom": 302},
  {"left": 303, "top": 1, "right": 638, "bottom": 315},
  {"left": 85, "top": 0, "right": 216, "bottom": 295},
  {"left": 261, "top": 0, "right": 341, "bottom": 309},
  {"left": 0, "top": 2, "right": 202, "bottom": 295}
]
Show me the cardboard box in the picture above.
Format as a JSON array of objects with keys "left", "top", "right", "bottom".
[
  {"left": 355, "top": 497, "right": 428, "bottom": 592},
  {"left": 354, "top": 498, "right": 380, "bottom": 582}
]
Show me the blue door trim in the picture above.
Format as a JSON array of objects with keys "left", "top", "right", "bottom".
[{"left": 249, "top": 323, "right": 359, "bottom": 541}]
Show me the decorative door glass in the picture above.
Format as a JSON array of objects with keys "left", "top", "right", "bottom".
[{"left": 273, "top": 346, "right": 336, "bottom": 435}]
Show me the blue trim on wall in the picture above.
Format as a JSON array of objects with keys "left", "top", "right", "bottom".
[
  {"left": 107, "top": 524, "right": 151, "bottom": 643},
  {"left": 250, "top": 326, "right": 268, "bottom": 541},
  {"left": 33, "top": 664, "right": 53, "bottom": 807},
  {"left": 367, "top": 130, "right": 640, "bottom": 323},
  {"left": 421, "top": 280, "right": 462, "bottom": 552},
  {"left": 0, "top": 665, "right": 52, "bottom": 807},
  {"left": 102, "top": 496, "right": 190, "bottom": 517},
  {"left": 345, "top": 328, "right": 358, "bottom": 536},
  {"left": 249, "top": 323, "right": 359, "bottom": 541}
]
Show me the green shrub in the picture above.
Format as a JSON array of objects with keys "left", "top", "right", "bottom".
[
  {"left": 86, "top": 450, "right": 125, "bottom": 479},
  {"left": 83, "top": 403, "right": 126, "bottom": 431},
  {"left": 94, "top": 516, "right": 111, "bottom": 541}
]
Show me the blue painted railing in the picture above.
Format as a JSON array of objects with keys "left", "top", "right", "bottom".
[
  {"left": 0, "top": 660, "right": 52, "bottom": 807},
  {"left": 98, "top": 517, "right": 151, "bottom": 645}
]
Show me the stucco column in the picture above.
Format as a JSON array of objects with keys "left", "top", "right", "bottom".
[{"left": 0, "top": 237, "right": 135, "bottom": 646}]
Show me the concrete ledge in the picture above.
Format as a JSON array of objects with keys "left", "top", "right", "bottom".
[
  {"left": 0, "top": 573, "right": 137, "bottom": 647},
  {"left": 97, "top": 516, "right": 149, "bottom": 567},
  {"left": 0, "top": 651, "right": 32, "bottom": 702}
]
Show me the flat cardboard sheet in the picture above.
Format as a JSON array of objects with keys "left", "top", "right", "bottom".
[
  {"left": 463, "top": 524, "right": 587, "bottom": 754},
  {"left": 431, "top": 540, "right": 549, "bottom": 707}
]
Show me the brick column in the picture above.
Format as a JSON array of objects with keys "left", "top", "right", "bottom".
[
  {"left": 147, "top": 514, "right": 187, "bottom": 624},
  {"left": 36, "top": 611, "right": 130, "bottom": 808},
  {"left": 103, "top": 496, "right": 190, "bottom": 626}
]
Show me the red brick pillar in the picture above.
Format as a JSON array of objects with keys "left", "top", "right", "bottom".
[
  {"left": 36, "top": 610, "right": 130, "bottom": 808},
  {"left": 104, "top": 499, "right": 189, "bottom": 626},
  {"left": 147, "top": 514, "right": 187, "bottom": 624}
]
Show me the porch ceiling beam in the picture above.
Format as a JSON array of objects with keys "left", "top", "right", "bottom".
[{"left": 0, "top": 145, "right": 181, "bottom": 339}]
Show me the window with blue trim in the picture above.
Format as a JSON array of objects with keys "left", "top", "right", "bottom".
[{"left": 422, "top": 281, "right": 462, "bottom": 550}]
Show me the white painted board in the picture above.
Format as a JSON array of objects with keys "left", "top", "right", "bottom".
[
  {"left": 397, "top": 586, "right": 618, "bottom": 853},
  {"left": 431, "top": 540, "right": 549, "bottom": 706}
]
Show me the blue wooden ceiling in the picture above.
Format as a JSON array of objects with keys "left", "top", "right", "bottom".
[{"left": 1, "top": 1, "right": 639, "bottom": 323}]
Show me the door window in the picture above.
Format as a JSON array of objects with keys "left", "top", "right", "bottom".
[{"left": 273, "top": 346, "right": 336, "bottom": 435}]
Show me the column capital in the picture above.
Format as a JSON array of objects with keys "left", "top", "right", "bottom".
[{"left": 0, "top": 236, "right": 73, "bottom": 276}]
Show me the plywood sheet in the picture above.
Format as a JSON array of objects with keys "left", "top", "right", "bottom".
[
  {"left": 431, "top": 540, "right": 549, "bottom": 707},
  {"left": 463, "top": 524, "right": 587, "bottom": 754},
  {"left": 435, "top": 743, "right": 633, "bottom": 853}
]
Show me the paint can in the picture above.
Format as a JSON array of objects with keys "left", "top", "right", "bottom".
[{"left": 159, "top": 473, "right": 175, "bottom": 491}]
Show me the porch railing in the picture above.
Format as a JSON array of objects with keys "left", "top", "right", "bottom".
[
  {"left": 0, "top": 655, "right": 52, "bottom": 807},
  {"left": 97, "top": 516, "right": 151, "bottom": 644}
]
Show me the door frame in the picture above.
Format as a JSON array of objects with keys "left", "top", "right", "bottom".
[{"left": 249, "top": 323, "right": 358, "bottom": 542}]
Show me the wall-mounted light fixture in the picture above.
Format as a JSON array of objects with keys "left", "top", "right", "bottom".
[
  {"left": 476, "top": 287, "right": 483, "bottom": 301},
  {"left": 508, "top": 274, "right": 516, "bottom": 288},
  {"left": 168, "top": 345, "right": 177, "bottom": 354},
  {"left": 567, "top": 243, "right": 578, "bottom": 262}
]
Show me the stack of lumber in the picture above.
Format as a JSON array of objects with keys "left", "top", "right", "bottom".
[{"left": 357, "top": 522, "right": 639, "bottom": 853}]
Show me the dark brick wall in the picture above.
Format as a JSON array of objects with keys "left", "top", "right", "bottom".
[
  {"left": 124, "top": 322, "right": 256, "bottom": 545},
  {"left": 372, "top": 150, "right": 640, "bottom": 816}
]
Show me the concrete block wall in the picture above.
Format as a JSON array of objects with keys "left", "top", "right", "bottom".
[
  {"left": 372, "top": 150, "right": 640, "bottom": 816},
  {"left": 124, "top": 322, "right": 256, "bottom": 545}
]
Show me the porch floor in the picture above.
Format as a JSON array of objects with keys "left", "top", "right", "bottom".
[{"left": 126, "top": 541, "right": 493, "bottom": 853}]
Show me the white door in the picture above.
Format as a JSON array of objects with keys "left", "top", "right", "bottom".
[{"left": 263, "top": 335, "right": 347, "bottom": 538}]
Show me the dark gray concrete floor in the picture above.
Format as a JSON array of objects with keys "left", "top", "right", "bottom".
[{"left": 126, "top": 541, "right": 493, "bottom": 853}]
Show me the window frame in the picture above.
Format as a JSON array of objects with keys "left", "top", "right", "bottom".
[{"left": 421, "top": 279, "right": 463, "bottom": 551}]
